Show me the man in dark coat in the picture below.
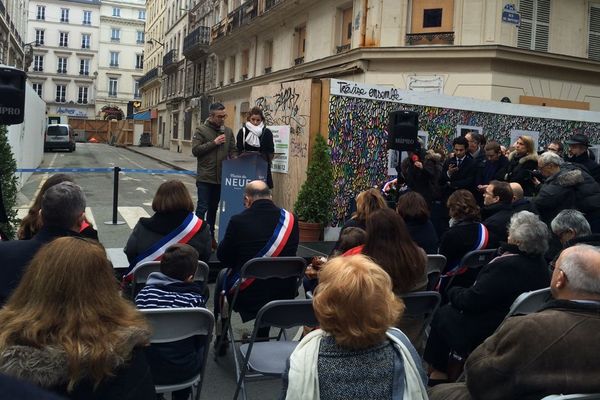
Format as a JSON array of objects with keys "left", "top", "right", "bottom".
[
  {"left": 533, "top": 151, "right": 600, "bottom": 231},
  {"left": 0, "top": 182, "right": 86, "bottom": 305},
  {"left": 476, "top": 141, "right": 508, "bottom": 187},
  {"left": 428, "top": 244, "right": 600, "bottom": 400},
  {"left": 440, "top": 136, "right": 477, "bottom": 198},
  {"left": 481, "top": 180, "right": 514, "bottom": 246},
  {"left": 565, "top": 133, "right": 600, "bottom": 183},
  {"left": 216, "top": 180, "right": 299, "bottom": 322},
  {"left": 509, "top": 182, "right": 537, "bottom": 214}
]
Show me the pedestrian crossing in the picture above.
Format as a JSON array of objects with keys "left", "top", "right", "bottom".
[{"left": 14, "top": 206, "right": 151, "bottom": 230}]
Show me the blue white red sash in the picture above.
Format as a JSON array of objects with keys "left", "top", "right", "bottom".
[
  {"left": 124, "top": 213, "right": 204, "bottom": 280},
  {"left": 442, "top": 223, "right": 489, "bottom": 278},
  {"left": 228, "top": 208, "right": 295, "bottom": 293}
]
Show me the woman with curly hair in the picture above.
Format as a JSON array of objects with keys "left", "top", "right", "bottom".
[{"left": 0, "top": 237, "right": 154, "bottom": 399}]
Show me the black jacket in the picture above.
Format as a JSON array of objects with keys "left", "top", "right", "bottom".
[
  {"left": 504, "top": 152, "right": 538, "bottom": 197},
  {"left": 476, "top": 155, "right": 509, "bottom": 186},
  {"left": 440, "top": 155, "right": 477, "bottom": 197},
  {"left": 533, "top": 163, "right": 600, "bottom": 224},
  {"left": 236, "top": 126, "right": 275, "bottom": 188},
  {"left": 405, "top": 219, "right": 439, "bottom": 254},
  {"left": 567, "top": 151, "right": 600, "bottom": 183},
  {"left": 0, "top": 226, "right": 81, "bottom": 305},
  {"left": 438, "top": 220, "right": 489, "bottom": 273},
  {"left": 217, "top": 199, "right": 299, "bottom": 320},
  {"left": 401, "top": 150, "right": 443, "bottom": 204},
  {"left": 482, "top": 203, "right": 514, "bottom": 247},
  {"left": 512, "top": 198, "right": 537, "bottom": 214}
]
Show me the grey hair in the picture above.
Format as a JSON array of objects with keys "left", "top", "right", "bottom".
[
  {"left": 551, "top": 209, "right": 591, "bottom": 238},
  {"left": 559, "top": 244, "right": 600, "bottom": 295},
  {"left": 538, "top": 151, "right": 564, "bottom": 168},
  {"left": 508, "top": 211, "right": 550, "bottom": 255},
  {"left": 41, "top": 181, "right": 86, "bottom": 229}
]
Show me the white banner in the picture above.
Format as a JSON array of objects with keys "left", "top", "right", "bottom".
[
  {"left": 269, "top": 125, "right": 290, "bottom": 174},
  {"left": 330, "top": 79, "right": 404, "bottom": 103}
]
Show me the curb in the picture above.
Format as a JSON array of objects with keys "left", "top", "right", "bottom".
[{"left": 124, "top": 146, "right": 195, "bottom": 173}]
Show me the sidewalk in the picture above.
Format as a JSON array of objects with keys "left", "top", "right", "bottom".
[{"left": 125, "top": 145, "right": 197, "bottom": 173}]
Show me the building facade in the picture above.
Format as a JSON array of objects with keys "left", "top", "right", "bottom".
[
  {"left": 27, "top": 0, "right": 101, "bottom": 119},
  {"left": 0, "top": 0, "right": 28, "bottom": 68}
]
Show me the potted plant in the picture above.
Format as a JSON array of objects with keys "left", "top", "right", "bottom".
[{"left": 294, "top": 133, "right": 334, "bottom": 242}]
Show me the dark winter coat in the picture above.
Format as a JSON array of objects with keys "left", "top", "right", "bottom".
[
  {"left": 440, "top": 155, "right": 477, "bottom": 197},
  {"left": 533, "top": 163, "right": 600, "bottom": 224},
  {"left": 438, "top": 220, "right": 489, "bottom": 273},
  {"left": 504, "top": 152, "right": 538, "bottom": 197},
  {"left": 476, "top": 155, "right": 509, "bottom": 186},
  {"left": 405, "top": 218, "right": 439, "bottom": 254},
  {"left": 192, "top": 120, "right": 236, "bottom": 184},
  {"left": 402, "top": 150, "right": 443, "bottom": 203},
  {"left": 567, "top": 151, "right": 600, "bottom": 183},
  {"left": 236, "top": 125, "right": 275, "bottom": 188},
  {"left": 481, "top": 202, "right": 514, "bottom": 247}
]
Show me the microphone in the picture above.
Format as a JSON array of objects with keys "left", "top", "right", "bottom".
[{"left": 219, "top": 125, "right": 225, "bottom": 133}]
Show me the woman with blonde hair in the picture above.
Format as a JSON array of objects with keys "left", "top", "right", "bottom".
[
  {"left": 282, "top": 255, "right": 428, "bottom": 400},
  {"left": 505, "top": 135, "right": 538, "bottom": 197},
  {"left": 0, "top": 237, "right": 154, "bottom": 399}
]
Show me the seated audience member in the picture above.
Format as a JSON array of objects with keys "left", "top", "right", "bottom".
[
  {"left": 546, "top": 140, "right": 564, "bottom": 156},
  {"left": 135, "top": 243, "right": 206, "bottom": 400},
  {"left": 303, "top": 227, "right": 366, "bottom": 294},
  {"left": 476, "top": 141, "right": 508, "bottom": 187},
  {"left": 565, "top": 133, "right": 600, "bottom": 183},
  {"left": 533, "top": 152, "right": 600, "bottom": 231},
  {"left": 429, "top": 244, "right": 600, "bottom": 400},
  {"left": 551, "top": 209, "right": 595, "bottom": 247},
  {"left": 0, "top": 237, "right": 154, "bottom": 400},
  {"left": 424, "top": 211, "right": 550, "bottom": 383},
  {"left": 397, "top": 191, "right": 439, "bottom": 254},
  {"left": 17, "top": 174, "right": 98, "bottom": 240},
  {"left": 282, "top": 255, "right": 428, "bottom": 400},
  {"left": 504, "top": 135, "right": 538, "bottom": 197},
  {"left": 0, "top": 182, "right": 87, "bottom": 305},
  {"left": 339, "top": 188, "right": 387, "bottom": 232},
  {"left": 509, "top": 182, "right": 537, "bottom": 213},
  {"left": 124, "top": 180, "right": 211, "bottom": 279},
  {"left": 481, "top": 181, "right": 514, "bottom": 246},
  {"left": 215, "top": 180, "right": 299, "bottom": 351}
]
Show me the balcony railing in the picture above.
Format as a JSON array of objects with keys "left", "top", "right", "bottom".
[
  {"left": 336, "top": 43, "right": 351, "bottom": 54},
  {"left": 139, "top": 66, "right": 160, "bottom": 87},
  {"left": 183, "top": 26, "right": 210, "bottom": 60},
  {"left": 405, "top": 32, "right": 454, "bottom": 46},
  {"left": 211, "top": 0, "right": 258, "bottom": 41},
  {"left": 162, "top": 49, "right": 177, "bottom": 72}
]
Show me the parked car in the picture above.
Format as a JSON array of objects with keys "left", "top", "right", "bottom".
[{"left": 44, "top": 124, "right": 76, "bottom": 152}]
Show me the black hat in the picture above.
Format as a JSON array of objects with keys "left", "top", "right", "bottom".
[{"left": 565, "top": 134, "right": 591, "bottom": 147}]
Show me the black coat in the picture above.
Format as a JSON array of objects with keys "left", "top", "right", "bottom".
[
  {"left": 504, "top": 152, "right": 538, "bottom": 197},
  {"left": 217, "top": 199, "right": 299, "bottom": 320},
  {"left": 482, "top": 203, "right": 514, "bottom": 247},
  {"left": 438, "top": 220, "right": 489, "bottom": 273},
  {"left": 440, "top": 156, "right": 477, "bottom": 197},
  {"left": 405, "top": 219, "right": 439, "bottom": 254},
  {"left": 533, "top": 163, "right": 600, "bottom": 224},
  {"left": 476, "top": 155, "right": 509, "bottom": 186},
  {"left": 0, "top": 226, "right": 81, "bottom": 305},
  {"left": 236, "top": 126, "right": 275, "bottom": 188},
  {"left": 401, "top": 150, "right": 443, "bottom": 204},
  {"left": 512, "top": 198, "right": 537, "bottom": 214},
  {"left": 567, "top": 151, "right": 600, "bottom": 183},
  {"left": 435, "top": 243, "right": 550, "bottom": 355}
]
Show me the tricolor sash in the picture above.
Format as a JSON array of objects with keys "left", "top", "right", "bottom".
[
  {"left": 227, "top": 208, "right": 295, "bottom": 293},
  {"left": 440, "top": 223, "right": 489, "bottom": 279},
  {"left": 124, "top": 212, "right": 204, "bottom": 281}
]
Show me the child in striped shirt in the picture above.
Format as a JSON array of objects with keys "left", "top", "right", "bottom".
[{"left": 135, "top": 243, "right": 206, "bottom": 400}]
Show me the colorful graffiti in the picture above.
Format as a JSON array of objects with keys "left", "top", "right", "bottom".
[{"left": 328, "top": 94, "right": 600, "bottom": 225}]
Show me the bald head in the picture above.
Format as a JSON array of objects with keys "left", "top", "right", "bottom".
[
  {"left": 552, "top": 245, "right": 600, "bottom": 300},
  {"left": 510, "top": 182, "right": 524, "bottom": 202},
  {"left": 243, "top": 180, "right": 271, "bottom": 207}
]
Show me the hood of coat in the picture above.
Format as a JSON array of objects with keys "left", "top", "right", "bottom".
[
  {"left": 508, "top": 151, "right": 538, "bottom": 164},
  {"left": 425, "top": 150, "right": 442, "bottom": 162},
  {"left": 548, "top": 165, "right": 586, "bottom": 188},
  {"left": 0, "top": 327, "right": 149, "bottom": 388}
]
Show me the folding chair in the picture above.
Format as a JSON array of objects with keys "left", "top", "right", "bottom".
[
  {"left": 131, "top": 260, "right": 210, "bottom": 298},
  {"left": 508, "top": 287, "right": 552, "bottom": 317},
  {"left": 541, "top": 394, "right": 600, "bottom": 400},
  {"left": 215, "top": 256, "right": 306, "bottom": 363},
  {"left": 446, "top": 248, "right": 497, "bottom": 288},
  {"left": 141, "top": 308, "right": 214, "bottom": 400},
  {"left": 426, "top": 254, "right": 446, "bottom": 291},
  {"left": 234, "top": 299, "right": 318, "bottom": 400},
  {"left": 398, "top": 291, "right": 441, "bottom": 352}
]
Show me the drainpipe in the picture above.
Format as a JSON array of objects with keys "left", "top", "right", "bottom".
[{"left": 360, "top": 0, "right": 368, "bottom": 47}]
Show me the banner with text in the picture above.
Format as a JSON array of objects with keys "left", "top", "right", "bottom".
[{"left": 269, "top": 125, "right": 290, "bottom": 173}]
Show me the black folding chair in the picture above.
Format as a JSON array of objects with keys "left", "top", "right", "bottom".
[
  {"left": 398, "top": 291, "right": 441, "bottom": 352},
  {"left": 426, "top": 254, "right": 446, "bottom": 291},
  {"left": 446, "top": 248, "right": 497, "bottom": 289}
]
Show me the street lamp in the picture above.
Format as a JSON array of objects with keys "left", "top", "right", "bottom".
[{"left": 146, "top": 38, "right": 164, "bottom": 47}]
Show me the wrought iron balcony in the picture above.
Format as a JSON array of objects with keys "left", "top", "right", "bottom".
[
  {"left": 139, "top": 67, "right": 160, "bottom": 88},
  {"left": 211, "top": 0, "right": 258, "bottom": 41},
  {"left": 162, "top": 49, "right": 178, "bottom": 73},
  {"left": 405, "top": 32, "right": 454, "bottom": 46},
  {"left": 183, "top": 26, "right": 210, "bottom": 60}
]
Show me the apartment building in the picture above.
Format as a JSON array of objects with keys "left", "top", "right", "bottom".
[
  {"left": 0, "top": 0, "right": 28, "bottom": 68},
  {"left": 95, "top": 0, "right": 146, "bottom": 117},
  {"left": 27, "top": 0, "right": 101, "bottom": 119},
  {"left": 206, "top": 0, "right": 600, "bottom": 129}
]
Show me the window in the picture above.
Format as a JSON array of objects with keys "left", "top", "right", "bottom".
[
  {"left": 172, "top": 112, "right": 179, "bottom": 139},
  {"left": 79, "top": 59, "right": 90, "bottom": 75},
  {"left": 423, "top": 8, "right": 443, "bottom": 27},
  {"left": 241, "top": 49, "right": 249, "bottom": 79},
  {"left": 134, "top": 80, "right": 140, "bottom": 98},
  {"left": 112, "top": 7, "right": 121, "bottom": 17},
  {"left": 135, "top": 54, "right": 144, "bottom": 69},
  {"left": 83, "top": 10, "right": 92, "bottom": 25},
  {"left": 81, "top": 34, "right": 91, "bottom": 49},
  {"left": 518, "top": 0, "right": 550, "bottom": 52},
  {"left": 60, "top": 8, "right": 69, "bottom": 23},
  {"left": 136, "top": 31, "right": 145, "bottom": 44},
  {"left": 110, "top": 52, "right": 119, "bottom": 67},
  {"left": 409, "top": 0, "right": 455, "bottom": 43},
  {"left": 108, "top": 78, "right": 118, "bottom": 97},
  {"left": 57, "top": 57, "right": 68, "bottom": 74},
  {"left": 588, "top": 4, "right": 600, "bottom": 61},
  {"left": 341, "top": 7, "right": 353, "bottom": 46},
  {"left": 77, "top": 87, "right": 88, "bottom": 104},
  {"left": 263, "top": 41, "right": 273, "bottom": 73},
  {"left": 55, "top": 85, "right": 66, "bottom": 102},
  {"left": 294, "top": 25, "right": 306, "bottom": 64},
  {"left": 111, "top": 28, "right": 121, "bottom": 42},
  {"left": 33, "top": 55, "right": 44, "bottom": 72},
  {"left": 35, "top": 29, "right": 44, "bottom": 46},
  {"left": 138, "top": 10, "right": 146, "bottom": 20},
  {"left": 59, "top": 32, "right": 69, "bottom": 47},
  {"left": 228, "top": 55, "right": 235, "bottom": 83},
  {"left": 36, "top": 5, "right": 45, "bottom": 20},
  {"left": 32, "top": 83, "right": 43, "bottom": 97}
]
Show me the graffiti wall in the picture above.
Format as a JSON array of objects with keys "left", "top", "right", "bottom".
[
  {"left": 328, "top": 79, "right": 600, "bottom": 226},
  {"left": 250, "top": 79, "right": 316, "bottom": 211}
]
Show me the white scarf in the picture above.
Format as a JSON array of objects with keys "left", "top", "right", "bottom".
[
  {"left": 285, "top": 328, "right": 428, "bottom": 400},
  {"left": 244, "top": 122, "right": 264, "bottom": 148}
]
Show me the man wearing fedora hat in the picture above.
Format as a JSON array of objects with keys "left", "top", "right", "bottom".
[{"left": 566, "top": 133, "right": 600, "bottom": 183}]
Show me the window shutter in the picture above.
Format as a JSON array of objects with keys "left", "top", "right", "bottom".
[
  {"left": 535, "top": 0, "right": 550, "bottom": 52},
  {"left": 590, "top": 5, "right": 600, "bottom": 61},
  {"left": 518, "top": 0, "right": 550, "bottom": 52},
  {"left": 517, "top": 0, "right": 534, "bottom": 49}
]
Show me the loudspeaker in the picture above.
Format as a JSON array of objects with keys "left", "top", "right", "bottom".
[
  {"left": 0, "top": 66, "right": 26, "bottom": 125},
  {"left": 387, "top": 110, "right": 418, "bottom": 151}
]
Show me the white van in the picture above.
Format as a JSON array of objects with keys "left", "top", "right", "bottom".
[{"left": 44, "top": 124, "right": 76, "bottom": 152}]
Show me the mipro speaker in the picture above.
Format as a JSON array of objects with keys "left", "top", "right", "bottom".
[
  {"left": 0, "top": 66, "right": 26, "bottom": 125},
  {"left": 387, "top": 110, "right": 418, "bottom": 151}
]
